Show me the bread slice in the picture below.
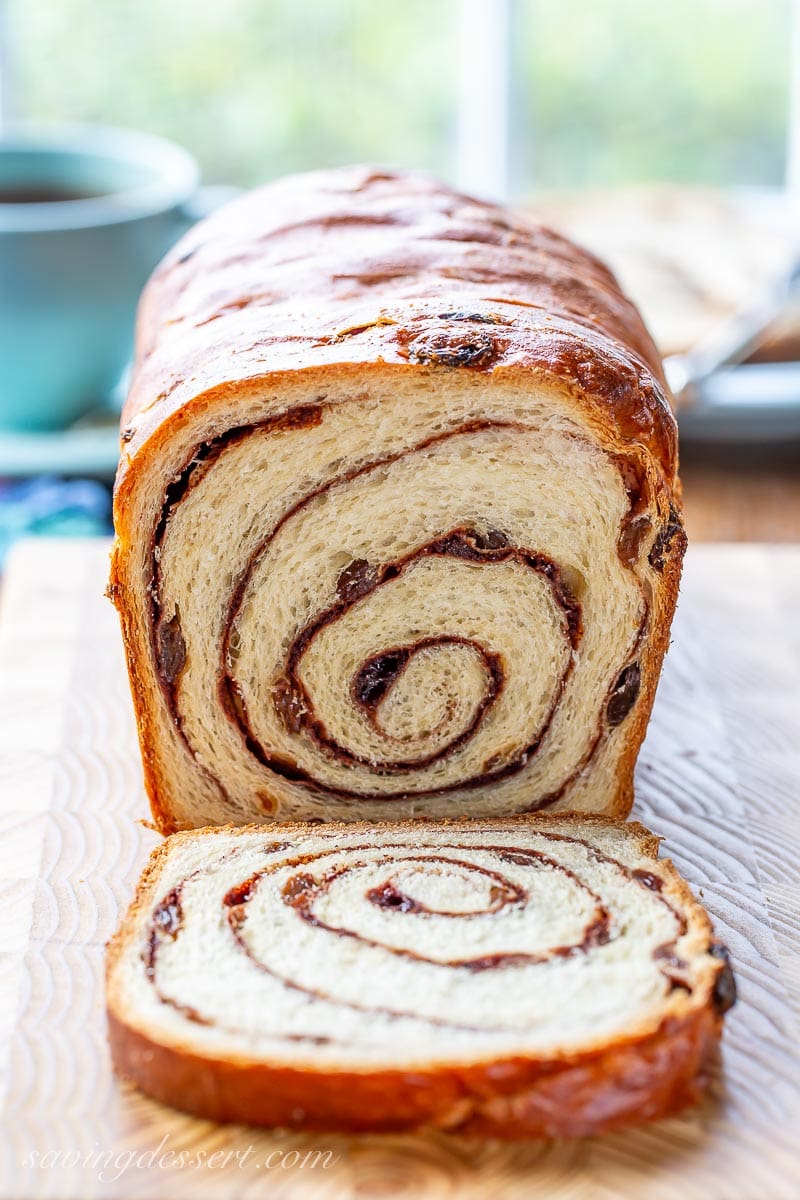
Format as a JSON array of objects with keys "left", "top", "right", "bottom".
[
  {"left": 106, "top": 813, "right": 734, "bottom": 1137},
  {"left": 109, "top": 166, "right": 686, "bottom": 832}
]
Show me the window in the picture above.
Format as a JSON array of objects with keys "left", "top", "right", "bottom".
[
  {"left": 3, "top": 0, "right": 459, "bottom": 186},
  {"left": 3, "top": 0, "right": 792, "bottom": 198}
]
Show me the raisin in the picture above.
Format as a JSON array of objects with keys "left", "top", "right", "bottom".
[{"left": 606, "top": 663, "right": 641, "bottom": 727}]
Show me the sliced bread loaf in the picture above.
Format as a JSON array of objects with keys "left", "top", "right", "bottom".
[
  {"left": 106, "top": 813, "right": 734, "bottom": 1136},
  {"left": 110, "top": 167, "right": 685, "bottom": 831}
]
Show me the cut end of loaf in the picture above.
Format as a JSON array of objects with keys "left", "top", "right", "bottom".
[
  {"left": 106, "top": 813, "right": 732, "bottom": 1137},
  {"left": 110, "top": 165, "right": 685, "bottom": 832}
]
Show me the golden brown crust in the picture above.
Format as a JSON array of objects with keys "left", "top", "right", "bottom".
[
  {"left": 608, "top": 518, "right": 687, "bottom": 819},
  {"left": 115, "top": 165, "right": 677, "bottom": 494},
  {"left": 106, "top": 1007, "right": 719, "bottom": 1137}
]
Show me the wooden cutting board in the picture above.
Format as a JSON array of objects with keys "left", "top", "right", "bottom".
[{"left": 0, "top": 539, "right": 798, "bottom": 1200}]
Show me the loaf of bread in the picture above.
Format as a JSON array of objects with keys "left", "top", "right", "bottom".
[
  {"left": 109, "top": 166, "right": 685, "bottom": 831},
  {"left": 106, "top": 814, "right": 734, "bottom": 1136}
]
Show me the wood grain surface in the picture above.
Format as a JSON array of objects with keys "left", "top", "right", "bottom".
[
  {"left": 0, "top": 539, "right": 798, "bottom": 1200},
  {"left": 680, "top": 443, "right": 800, "bottom": 543}
]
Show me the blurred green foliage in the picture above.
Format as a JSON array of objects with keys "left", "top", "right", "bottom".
[
  {"left": 512, "top": 0, "right": 790, "bottom": 190},
  {"left": 6, "top": 0, "right": 791, "bottom": 193},
  {"left": 7, "top": 0, "right": 459, "bottom": 184}
]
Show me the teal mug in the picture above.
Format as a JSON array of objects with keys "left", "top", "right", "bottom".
[{"left": 0, "top": 126, "right": 201, "bottom": 432}]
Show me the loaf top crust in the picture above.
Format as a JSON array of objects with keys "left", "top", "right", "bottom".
[{"left": 117, "top": 166, "right": 677, "bottom": 491}]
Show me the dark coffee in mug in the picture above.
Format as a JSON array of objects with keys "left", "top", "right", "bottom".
[
  {"left": 0, "top": 127, "right": 200, "bottom": 430},
  {"left": 0, "top": 185, "right": 107, "bottom": 203}
]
